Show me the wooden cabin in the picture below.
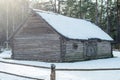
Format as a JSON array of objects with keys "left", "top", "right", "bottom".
[{"left": 10, "top": 9, "right": 113, "bottom": 62}]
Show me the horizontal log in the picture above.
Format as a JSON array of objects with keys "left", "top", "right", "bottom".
[
  {"left": 15, "top": 34, "right": 59, "bottom": 38},
  {"left": 14, "top": 45, "right": 60, "bottom": 51},
  {"left": 13, "top": 52, "right": 61, "bottom": 61}
]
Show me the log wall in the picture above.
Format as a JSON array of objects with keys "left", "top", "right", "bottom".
[
  {"left": 97, "top": 41, "right": 113, "bottom": 58},
  {"left": 11, "top": 12, "right": 113, "bottom": 62},
  {"left": 64, "top": 40, "right": 84, "bottom": 62},
  {"left": 12, "top": 13, "right": 61, "bottom": 62},
  {"left": 63, "top": 40, "right": 112, "bottom": 62}
]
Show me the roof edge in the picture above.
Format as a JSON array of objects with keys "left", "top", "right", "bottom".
[{"left": 8, "top": 15, "right": 30, "bottom": 42}]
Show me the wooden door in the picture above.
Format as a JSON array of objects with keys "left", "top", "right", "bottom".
[{"left": 85, "top": 41, "right": 97, "bottom": 59}]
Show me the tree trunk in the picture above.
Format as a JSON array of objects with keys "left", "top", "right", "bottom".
[
  {"left": 95, "top": 0, "right": 98, "bottom": 25},
  {"left": 79, "top": 0, "right": 82, "bottom": 18},
  {"left": 116, "top": 0, "right": 120, "bottom": 48},
  {"left": 106, "top": 0, "right": 110, "bottom": 34},
  {"left": 100, "top": 0, "right": 103, "bottom": 24}
]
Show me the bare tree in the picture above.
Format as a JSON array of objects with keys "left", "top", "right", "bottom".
[
  {"left": 0, "top": 0, "right": 29, "bottom": 48},
  {"left": 106, "top": 0, "right": 110, "bottom": 34},
  {"left": 117, "top": 0, "right": 120, "bottom": 43},
  {"left": 54, "top": 0, "right": 57, "bottom": 12},
  {"left": 95, "top": 0, "right": 98, "bottom": 25},
  {"left": 100, "top": 0, "right": 103, "bottom": 24},
  {"left": 79, "top": 0, "right": 82, "bottom": 18},
  {"left": 6, "top": 0, "right": 9, "bottom": 49}
]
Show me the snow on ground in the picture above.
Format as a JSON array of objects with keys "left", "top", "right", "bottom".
[
  {"left": 0, "top": 73, "right": 33, "bottom": 80},
  {"left": 0, "top": 50, "right": 120, "bottom": 80},
  {"left": 0, "top": 62, "right": 50, "bottom": 80},
  {"left": 0, "top": 49, "right": 12, "bottom": 58},
  {"left": 113, "top": 51, "right": 120, "bottom": 57}
]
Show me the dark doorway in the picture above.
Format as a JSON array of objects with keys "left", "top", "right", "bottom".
[{"left": 85, "top": 40, "right": 97, "bottom": 59}]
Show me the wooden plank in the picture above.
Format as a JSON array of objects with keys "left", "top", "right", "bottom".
[
  {"left": 14, "top": 34, "right": 60, "bottom": 39},
  {"left": 63, "top": 40, "right": 85, "bottom": 61},
  {"left": 97, "top": 41, "right": 111, "bottom": 56},
  {"left": 13, "top": 52, "right": 61, "bottom": 61},
  {"left": 14, "top": 40, "right": 60, "bottom": 45},
  {"left": 14, "top": 45, "right": 59, "bottom": 50}
]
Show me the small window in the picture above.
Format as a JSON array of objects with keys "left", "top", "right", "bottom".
[{"left": 73, "top": 43, "right": 78, "bottom": 50}]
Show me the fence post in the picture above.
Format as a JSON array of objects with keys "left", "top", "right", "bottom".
[{"left": 50, "top": 64, "right": 56, "bottom": 80}]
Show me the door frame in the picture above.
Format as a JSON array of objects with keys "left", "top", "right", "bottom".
[{"left": 84, "top": 39, "right": 97, "bottom": 60}]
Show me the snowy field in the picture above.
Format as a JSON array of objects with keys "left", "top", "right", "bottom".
[
  {"left": 0, "top": 50, "right": 120, "bottom": 80},
  {"left": 0, "top": 73, "right": 33, "bottom": 80}
]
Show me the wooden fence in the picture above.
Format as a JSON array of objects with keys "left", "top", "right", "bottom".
[
  {"left": 0, "top": 71, "right": 43, "bottom": 80},
  {"left": 50, "top": 64, "right": 120, "bottom": 80},
  {"left": 0, "top": 60, "right": 120, "bottom": 80}
]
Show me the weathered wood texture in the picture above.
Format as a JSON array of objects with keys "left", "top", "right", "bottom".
[
  {"left": 62, "top": 40, "right": 112, "bottom": 62},
  {"left": 64, "top": 40, "right": 84, "bottom": 62},
  {"left": 11, "top": 12, "right": 113, "bottom": 62},
  {"left": 12, "top": 13, "right": 61, "bottom": 62},
  {"left": 50, "top": 64, "right": 56, "bottom": 80},
  {"left": 97, "top": 41, "right": 112, "bottom": 58}
]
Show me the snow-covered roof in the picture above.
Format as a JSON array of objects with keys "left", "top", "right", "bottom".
[{"left": 34, "top": 9, "right": 113, "bottom": 41}]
